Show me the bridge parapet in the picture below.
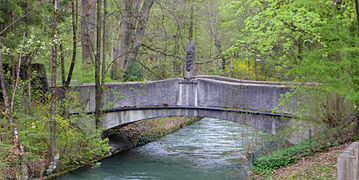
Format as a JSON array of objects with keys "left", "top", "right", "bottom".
[{"left": 69, "top": 76, "right": 294, "bottom": 115}]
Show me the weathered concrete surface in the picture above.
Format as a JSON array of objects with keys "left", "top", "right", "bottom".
[
  {"left": 71, "top": 76, "right": 293, "bottom": 113},
  {"left": 338, "top": 142, "right": 359, "bottom": 180},
  {"left": 68, "top": 76, "right": 296, "bottom": 138},
  {"left": 102, "top": 108, "right": 289, "bottom": 135}
]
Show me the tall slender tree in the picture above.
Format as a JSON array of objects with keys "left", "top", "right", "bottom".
[
  {"left": 48, "top": 0, "right": 58, "bottom": 174},
  {"left": 0, "top": 34, "right": 29, "bottom": 179},
  {"left": 61, "top": 0, "right": 79, "bottom": 117},
  {"left": 95, "top": 0, "right": 102, "bottom": 128},
  {"left": 102, "top": 0, "right": 107, "bottom": 84}
]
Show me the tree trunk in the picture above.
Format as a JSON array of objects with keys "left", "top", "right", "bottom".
[
  {"left": 59, "top": 32, "right": 67, "bottom": 116},
  {"left": 188, "top": 5, "right": 194, "bottom": 41},
  {"left": 81, "top": 0, "right": 96, "bottom": 70},
  {"left": 66, "top": 0, "right": 78, "bottom": 87},
  {"left": 0, "top": 41, "right": 29, "bottom": 180},
  {"left": 61, "top": 0, "right": 78, "bottom": 117},
  {"left": 95, "top": 0, "right": 102, "bottom": 129},
  {"left": 213, "top": 40, "right": 226, "bottom": 75},
  {"left": 355, "top": 0, "right": 359, "bottom": 35},
  {"left": 112, "top": 0, "right": 132, "bottom": 79},
  {"left": 173, "top": 27, "right": 181, "bottom": 76},
  {"left": 48, "top": 0, "right": 58, "bottom": 175},
  {"left": 102, "top": 0, "right": 107, "bottom": 84},
  {"left": 112, "top": 0, "right": 154, "bottom": 80},
  {"left": 60, "top": 34, "right": 65, "bottom": 87},
  {"left": 128, "top": 0, "right": 142, "bottom": 44},
  {"left": 126, "top": 0, "right": 154, "bottom": 71},
  {"left": 354, "top": 0, "right": 359, "bottom": 136}
]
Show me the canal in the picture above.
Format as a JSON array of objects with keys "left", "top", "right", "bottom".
[{"left": 58, "top": 117, "right": 277, "bottom": 180}]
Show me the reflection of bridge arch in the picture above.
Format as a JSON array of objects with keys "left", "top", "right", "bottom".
[{"left": 69, "top": 76, "right": 296, "bottom": 134}]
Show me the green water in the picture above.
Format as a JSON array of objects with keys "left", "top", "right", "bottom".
[{"left": 58, "top": 118, "right": 275, "bottom": 180}]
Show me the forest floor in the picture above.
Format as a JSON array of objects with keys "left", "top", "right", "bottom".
[{"left": 256, "top": 142, "right": 351, "bottom": 180}]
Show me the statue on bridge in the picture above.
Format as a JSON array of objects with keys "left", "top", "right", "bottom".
[{"left": 185, "top": 40, "right": 195, "bottom": 80}]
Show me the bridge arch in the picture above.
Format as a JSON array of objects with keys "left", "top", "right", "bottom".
[
  {"left": 101, "top": 106, "right": 293, "bottom": 135},
  {"left": 68, "top": 76, "right": 297, "bottom": 137}
]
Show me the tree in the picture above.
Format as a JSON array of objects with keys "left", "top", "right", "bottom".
[
  {"left": 0, "top": 35, "right": 29, "bottom": 180},
  {"left": 61, "top": 0, "right": 79, "bottom": 117},
  {"left": 95, "top": 0, "right": 102, "bottom": 129},
  {"left": 81, "top": 0, "right": 96, "bottom": 70},
  {"left": 47, "top": 0, "right": 59, "bottom": 175},
  {"left": 111, "top": 0, "right": 154, "bottom": 80},
  {"left": 223, "top": 0, "right": 359, "bottom": 134}
]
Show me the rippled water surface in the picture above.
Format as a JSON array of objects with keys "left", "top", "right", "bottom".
[{"left": 58, "top": 118, "right": 275, "bottom": 180}]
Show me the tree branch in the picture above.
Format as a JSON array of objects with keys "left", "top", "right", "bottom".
[
  {"left": 141, "top": 43, "right": 184, "bottom": 60},
  {"left": 0, "top": 10, "right": 34, "bottom": 36}
]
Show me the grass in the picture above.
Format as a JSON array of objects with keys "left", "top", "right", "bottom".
[
  {"left": 267, "top": 143, "right": 347, "bottom": 180},
  {"left": 251, "top": 125, "right": 354, "bottom": 179}
]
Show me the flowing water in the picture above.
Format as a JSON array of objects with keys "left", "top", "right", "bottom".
[{"left": 58, "top": 118, "right": 277, "bottom": 180}]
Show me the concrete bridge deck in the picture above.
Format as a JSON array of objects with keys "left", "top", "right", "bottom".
[{"left": 68, "top": 76, "right": 296, "bottom": 136}]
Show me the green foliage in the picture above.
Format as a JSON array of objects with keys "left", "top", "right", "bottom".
[
  {"left": 0, "top": 141, "right": 10, "bottom": 179},
  {"left": 253, "top": 140, "right": 311, "bottom": 171},
  {"left": 252, "top": 127, "right": 353, "bottom": 176},
  {"left": 222, "top": 0, "right": 359, "bottom": 84},
  {"left": 125, "top": 62, "right": 143, "bottom": 81},
  {"left": 222, "top": 0, "right": 359, "bottom": 136},
  {"left": 0, "top": 85, "right": 110, "bottom": 178}
]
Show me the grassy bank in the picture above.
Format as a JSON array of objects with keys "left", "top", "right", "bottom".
[
  {"left": 251, "top": 126, "right": 354, "bottom": 179},
  {"left": 269, "top": 143, "right": 350, "bottom": 179}
]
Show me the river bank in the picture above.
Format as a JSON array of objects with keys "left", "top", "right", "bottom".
[
  {"left": 47, "top": 116, "right": 200, "bottom": 179},
  {"left": 106, "top": 116, "right": 201, "bottom": 153},
  {"left": 250, "top": 126, "right": 355, "bottom": 179},
  {"left": 269, "top": 142, "right": 350, "bottom": 179}
]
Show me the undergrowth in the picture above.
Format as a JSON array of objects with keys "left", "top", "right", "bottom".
[{"left": 251, "top": 126, "right": 354, "bottom": 177}]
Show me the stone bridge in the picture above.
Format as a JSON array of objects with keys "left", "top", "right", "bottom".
[{"left": 69, "top": 75, "right": 296, "bottom": 136}]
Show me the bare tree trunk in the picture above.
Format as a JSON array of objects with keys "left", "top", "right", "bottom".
[
  {"left": 101, "top": 0, "right": 107, "bottom": 84},
  {"left": 0, "top": 36, "right": 29, "bottom": 179},
  {"left": 66, "top": 0, "right": 78, "bottom": 87},
  {"left": 354, "top": 0, "right": 359, "bottom": 137},
  {"left": 188, "top": 4, "right": 194, "bottom": 41},
  {"left": 60, "top": 34, "right": 65, "bottom": 87},
  {"left": 81, "top": 0, "right": 96, "bottom": 70},
  {"left": 112, "top": 0, "right": 154, "bottom": 80},
  {"left": 48, "top": 0, "right": 58, "bottom": 175},
  {"left": 61, "top": 0, "right": 78, "bottom": 118},
  {"left": 173, "top": 27, "right": 181, "bottom": 76},
  {"left": 126, "top": 0, "right": 154, "bottom": 71},
  {"left": 59, "top": 32, "right": 67, "bottom": 116},
  {"left": 128, "top": 0, "right": 142, "bottom": 44},
  {"left": 355, "top": 0, "right": 359, "bottom": 35},
  {"left": 112, "top": 0, "right": 132, "bottom": 79},
  {"left": 95, "top": 0, "right": 102, "bottom": 129},
  {"left": 213, "top": 40, "right": 226, "bottom": 75}
]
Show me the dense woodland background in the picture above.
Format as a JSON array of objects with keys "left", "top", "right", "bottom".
[{"left": 1, "top": 0, "right": 359, "bottom": 179}]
